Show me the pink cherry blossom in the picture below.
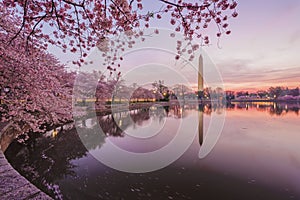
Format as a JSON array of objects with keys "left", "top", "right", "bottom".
[{"left": 0, "top": 0, "right": 238, "bottom": 69}]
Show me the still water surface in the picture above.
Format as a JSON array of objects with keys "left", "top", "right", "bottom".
[{"left": 5, "top": 102, "right": 300, "bottom": 200}]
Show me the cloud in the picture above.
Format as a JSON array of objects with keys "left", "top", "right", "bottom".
[
  {"left": 216, "top": 58, "right": 253, "bottom": 73},
  {"left": 218, "top": 63, "right": 300, "bottom": 90},
  {"left": 289, "top": 30, "right": 300, "bottom": 44}
]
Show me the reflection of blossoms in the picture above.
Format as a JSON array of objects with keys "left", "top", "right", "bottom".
[{"left": 6, "top": 129, "right": 88, "bottom": 199}]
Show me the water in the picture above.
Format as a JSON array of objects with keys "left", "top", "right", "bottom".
[{"left": 5, "top": 102, "right": 300, "bottom": 200}]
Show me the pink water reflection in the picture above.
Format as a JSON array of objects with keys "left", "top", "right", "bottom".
[
  {"left": 104, "top": 102, "right": 300, "bottom": 196},
  {"left": 184, "top": 102, "right": 300, "bottom": 198}
]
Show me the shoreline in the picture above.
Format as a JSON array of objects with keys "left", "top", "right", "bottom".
[
  {"left": 231, "top": 99, "right": 300, "bottom": 103},
  {"left": 90, "top": 99, "right": 299, "bottom": 114},
  {"left": 0, "top": 123, "right": 52, "bottom": 200}
]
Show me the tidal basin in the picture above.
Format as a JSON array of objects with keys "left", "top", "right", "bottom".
[{"left": 5, "top": 102, "right": 300, "bottom": 200}]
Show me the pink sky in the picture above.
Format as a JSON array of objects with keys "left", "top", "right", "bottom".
[
  {"left": 50, "top": 1, "right": 300, "bottom": 93},
  {"left": 124, "top": 0, "right": 300, "bottom": 92},
  {"left": 204, "top": 0, "right": 300, "bottom": 92}
]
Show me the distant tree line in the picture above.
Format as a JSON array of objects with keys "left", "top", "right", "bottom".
[{"left": 231, "top": 86, "right": 300, "bottom": 100}]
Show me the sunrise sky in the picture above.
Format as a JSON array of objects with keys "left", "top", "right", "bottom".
[
  {"left": 204, "top": 0, "right": 300, "bottom": 92},
  {"left": 50, "top": 0, "right": 300, "bottom": 93}
]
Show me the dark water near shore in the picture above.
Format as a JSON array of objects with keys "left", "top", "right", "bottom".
[{"left": 5, "top": 102, "right": 300, "bottom": 200}]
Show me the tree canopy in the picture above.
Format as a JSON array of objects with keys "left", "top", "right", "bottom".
[{"left": 1, "top": 0, "right": 238, "bottom": 68}]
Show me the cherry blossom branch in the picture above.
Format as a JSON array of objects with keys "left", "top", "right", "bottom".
[
  {"left": 74, "top": 5, "right": 83, "bottom": 56},
  {"left": 82, "top": 6, "right": 97, "bottom": 32},
  {"left": 26, "top": 14, "right": 47, "bottom": 52},
  {"left": 52, "top": 0, "right": 62, "bottom": 30},
  {"left": 62, "top": 0, "right": 84, "bottom": 7},
  {"left": 2, "top": 0, "right": 238, "bottom": 68},
  {"left": 8, "top": 0, "right": 28, "bottom": 45},
  {"left": 158, "top": 0, "right": 184, "bottom": 8},
  {"left": 110, "top": 0, "right": 131, "bottom": 23}
]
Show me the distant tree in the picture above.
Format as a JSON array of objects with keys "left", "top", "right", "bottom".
[
  {"left": 289, "top": 87, "right": 299, "bottom": 97},
  {"left": 269, "top": 87, "right": 283, "bottom": 99},
  {"left": 75, "top": 71, "right": 105, "bottom": 100},
  {"left": 225, "top": 91, "right": 235, "bottom": 101},
  {"left": 257, "top": 90, "right": 268, "bottom": 98},
  {"left": 203, "top": 87, "right": 211, "bottom": 99},
  {"left": 210, "top": 89, "right": 217, "bottom": 100},
  {"left": 152, "top": 90, "right": 164, "bottom": 101},
  {"left": 152, "top": 80, "right": 170, "bottom": 101},
  {"left": 96, "top": 77, "right": 116, "bottom": 102},
  {"left": 236, "top": 91, "right": 243, "bottom": 98},
  {"left": 172, "top": 84, "right": 193, "bottom": 100},
  {"left": 131, "top": 87, "right": 154, "bottom": 102},
  {"left": 73, "top": 70, "right": 118, "bottom": 108},
  {"left": 236, "top": 91, "right": 248, "bottom": 98}
]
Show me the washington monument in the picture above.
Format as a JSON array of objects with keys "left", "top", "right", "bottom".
[
  {"left": 198, "top": 55, "right": 203, "bottom": 92},
  {"left": 198, "top": 55, "right": 204, "bottom": 146}
]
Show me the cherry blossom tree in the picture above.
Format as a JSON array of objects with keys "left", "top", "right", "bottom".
[
  {"left": 0, "top": 13, "right": 74, "bottom": 135},
  {"left": 1, "top": 0, "right": 238, "bottom": 69},
  {"left": 75, "top": 71, "right": 105, "bottom": 100},
  {"left": 0, "top": 57, "right": 74, "bottom": 134},
  {"left": 131, "top": 86, "right": 157, "bottom": 102},
  {"left": 172, "top": 84, "right": 193, "bottom": 100},
  {"left": 96, "top": 76, "right": 116, "bottom": 102},
  {"left": 73, "top": 70, "right": 118, "bottom": 112}
]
